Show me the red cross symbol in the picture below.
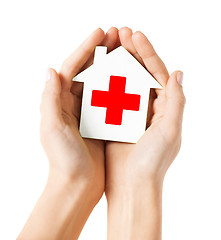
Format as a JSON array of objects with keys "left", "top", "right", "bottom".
[{"left": 91, "top": 76, "right": 141, "bottom": 125}]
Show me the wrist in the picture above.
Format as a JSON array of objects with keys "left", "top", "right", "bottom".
[
  {"left": 106, "top": 179, "right": 163, "bottom": 240},
  {"left": 106, "top": 178, "right": 163, "bottom": 202},
  {"left": 47, "top": 169, "right": 102, "bottom": 205},
  {"left": 18, "top": 167, "right": 100, "bottom": 240},
  {"left": 106, "top": 173, "right": 164, "bottom": 201}
]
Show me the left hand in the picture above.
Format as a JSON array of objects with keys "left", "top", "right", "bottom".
[{"left": 105, "top": 27, "right": 186, "bottom": 194}]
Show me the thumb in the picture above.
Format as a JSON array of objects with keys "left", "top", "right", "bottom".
[
  {"left": 164, "top": 71, "right": 186, "bottom": 128},
  {"left": 40, "top": 68, "right": 62, "bottom": 125}
]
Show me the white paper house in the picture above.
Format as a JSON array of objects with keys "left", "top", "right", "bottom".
[{"left": 73, "top": 46, "right": 162, "bottom": 143}]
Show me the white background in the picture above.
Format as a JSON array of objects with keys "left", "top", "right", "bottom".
[{"left": 0, "top": 0, "right": 221, "bottom": 239}]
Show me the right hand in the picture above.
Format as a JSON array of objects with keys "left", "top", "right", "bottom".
[{"left": 40, "top": 27, "right": 120, "bottom": 202}]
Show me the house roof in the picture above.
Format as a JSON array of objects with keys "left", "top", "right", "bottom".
[{"left": 73, "top": 46, "right": 162, "bottom": 89}]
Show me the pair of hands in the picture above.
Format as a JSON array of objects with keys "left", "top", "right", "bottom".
[{"left": 40, "top": 27, "right": 185, "bottom": 205}]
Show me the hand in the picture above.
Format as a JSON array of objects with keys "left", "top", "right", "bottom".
[
  {"left": 40, "top": 27, "right": 119, "bottom": 199},
  {"left": 105, "top": 27, "right": 185, "bottom": 240},
  {"left": 18, "top": 28, "right": 121, "bottom": 240},
  {"left": 105, "top": 27, "right": 186, "bottom": 193}
]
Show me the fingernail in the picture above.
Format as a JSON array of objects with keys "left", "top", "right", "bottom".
[
  {"left": 46, "top": 69, "right": 51, "bottom": 81},
  {"left": 177, "top": 71, "right": 183, "bottom": 86}
]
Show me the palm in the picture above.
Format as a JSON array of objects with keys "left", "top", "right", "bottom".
[
  {"left": 55, "top": 27, "right": 120, "bottom": 190},
  {"left": 56, "top": 86, "right": 104, "bottom": 175},
  {"left": 105, "top": 28, "right": 178, "bottom": 186}
]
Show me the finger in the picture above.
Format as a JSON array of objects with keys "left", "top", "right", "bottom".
[
  {"left": 164, "top": 71, "right": 186, "bottom": 130},
  {"left": 113, "top": 35, "right": 121, "bottom": 49},
  {"left": 40, "top": 68, "right": 62, "bottom": 124},
  {"left": 132, "top": 31, "right": 169, "bottom": 87},
  {"left": 79, "top": 27, "right": 119, "bottom": 75},
  {"left": 119, "top": 27, "right": 144, "bottom": 65},
  {"left": 71, "top": 27, "right": 119, "bottom": 97},
  {"left": 102, "top": 27, "right": 119, "bottom": 52},
  {"left": 59, "top": 28, "right": 105, "bottom": 91}
]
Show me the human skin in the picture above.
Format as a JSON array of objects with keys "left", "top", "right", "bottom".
[
  {"left": 105, "top": 27, "right": 185, "bottom": 240},
  {"left": 18, "top": 27, "right": 185, "bottom": 240},
  {"left": 17, "top": 27, "right": 120, "bottom": 240}
]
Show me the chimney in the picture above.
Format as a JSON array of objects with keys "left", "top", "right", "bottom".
[{"left": 94, "top": 46, "right": 107, "bottom": 64}]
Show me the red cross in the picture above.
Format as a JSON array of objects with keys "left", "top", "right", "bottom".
[{"left": 91, "top": 75, "right": 141, "bottom": 125}]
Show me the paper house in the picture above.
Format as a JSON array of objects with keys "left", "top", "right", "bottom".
[{"left": 72, "top": 46, "right": 162, "bottom": 143}]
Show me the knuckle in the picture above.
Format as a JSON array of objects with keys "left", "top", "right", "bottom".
[
  {"left": 41, "top": 86, "right": 50, "bottom": 100},
  {"left": 61, "top": 60, "right": 69, "bottom": 71},
  {"left": 60, "top": 60, "right": 73, "bottom": 75},
  {"left": 81, "top": 44, "right": 94, "bottom": 56},
  {"left": 41, "top": 88, "right": 59, "bottom": 103},
  {"left": 179, "top": 94, "right": 186, "bottom": 107},
  {"left": 169, "top": 93, "right": 186, "bottom": 108}
]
